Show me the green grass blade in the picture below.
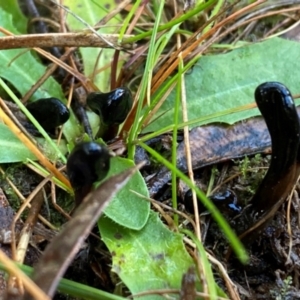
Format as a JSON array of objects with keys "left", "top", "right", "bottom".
[
  {"left": 127, "top": 0, "right": 166, "bottom": 159},
  {"left": 0, "top": 263, "right": 126, "bottom": 300},
  {"left": 124, "top": 0, "right": 218, "bottom": 43}
]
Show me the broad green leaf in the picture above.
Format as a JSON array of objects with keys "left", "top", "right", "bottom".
[
  {"left": 99, "top": 211, "right": 194, "bottom": 300},
  {"left": 0, "top": 123, "right": 37, "bottom": 162},
  {"left": 145, "top": 38, "right": 300, "bottom": 132},
  {"left": 2, "top": 0, "right": 27, "bottom": 33},
  {"left": 0, "top": 8, "right": 64, "bottom": 101},
  {"left": 0, "top": 123, "right": 67, "bottom": 163},
  {"left": 0, "top": 5, "right": 80, "bottom": 143},
  {"left": 103, "top": 157, "right": 150, "bottom": 230},
  {"left": 64, "top": 0, "right": 120, "bottom": 91}
]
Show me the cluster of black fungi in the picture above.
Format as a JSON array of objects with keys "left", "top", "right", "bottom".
[
  {"left": 26, "top": 88, "right": 132, "bottom": 206},
  {"left": 27, "top": 82, "right": 300, "bottom": 240}
]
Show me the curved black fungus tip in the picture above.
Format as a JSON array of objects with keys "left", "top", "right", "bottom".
[
  {"left": 66, "top": 142, "right": 111, "bottom": 207},
  {"left": 87, "top": 87, "right": 133, "bottom": 126},
  {"left": 238, "top": 82, "right": 300, "bottom": 241},
  {"left": 184, "top": 189, "right": 241, "bottom": 215},
  {"left": 26, "top": 97, "right": 70, "bottom": 132},
  {"left": 210, "top": 190, "right": 241, "bottom": 214}
]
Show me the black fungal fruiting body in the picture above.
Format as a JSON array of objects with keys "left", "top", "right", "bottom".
[
  {"left": 238, "top": 82, "right": 300, "bottom": 240},
  {"left": 66, "top": 142, "right": 111, "bottom": 207},
  {"left": 87, "top": 87, "right": 133, "bottom": 140},
  {"left": 251, "top": 82, "right": 300, "bottom": 213},
  {"left": 87, "top": 87, "right": 132, "bottom": 126},
  {"left": 184, "top": 189, "right": 241, "bottom": 216},
  {"left": 210, "top": 190, "right": 241, "bottom": 214},
  {"left": 186, "top": 82, "right": 300, "bottom": 243},
  {"left": 26, "top": 97, "right": 70, "bottom": 134}
]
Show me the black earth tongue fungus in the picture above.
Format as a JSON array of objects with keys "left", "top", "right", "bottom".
[
  {"left": 26, "top": 97, "right": 70, "bottom": 135},
  {"left": 237, "top": 82, "right": 300, "bottom": 242},
  {"left": 184, "top": 189, "right": 241, "bottom": 216},
  {"left": 66, "top": 142, "right": 111, "bottom": 208},
  {"left": 87, "top": 87, "right": 133, "bottom": 141}
]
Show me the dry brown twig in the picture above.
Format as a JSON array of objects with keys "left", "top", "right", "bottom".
[{"left": 0, "top": 32, "right": 135, "bottom": 50}]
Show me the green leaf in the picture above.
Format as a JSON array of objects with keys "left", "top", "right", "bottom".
[
  {"left": 64, "top": 0, "right": 120, "bottom": 91},
  {"left": 2, "top": 0, "right": 28, "bottom": 33},
  {"left": 0, "top": 9, "right": 64, "bottom": 101},
  {"left": 103, "top": 157, "right": 150, "bottom": 230},
  {"left": 0, "top": 6, "right": 80, "bottom": 143},
  {"left": 0, "top": 123, "right": 67, "bottom": 163},
  {"left": 0, "top": 123, "right": 37, "bottom": 162},
  {"left": 145, "top": 38, "right": 300, "bottom": 132},
  {"left": 99, "top": 211, "right": 194, "bottom": 299}
]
